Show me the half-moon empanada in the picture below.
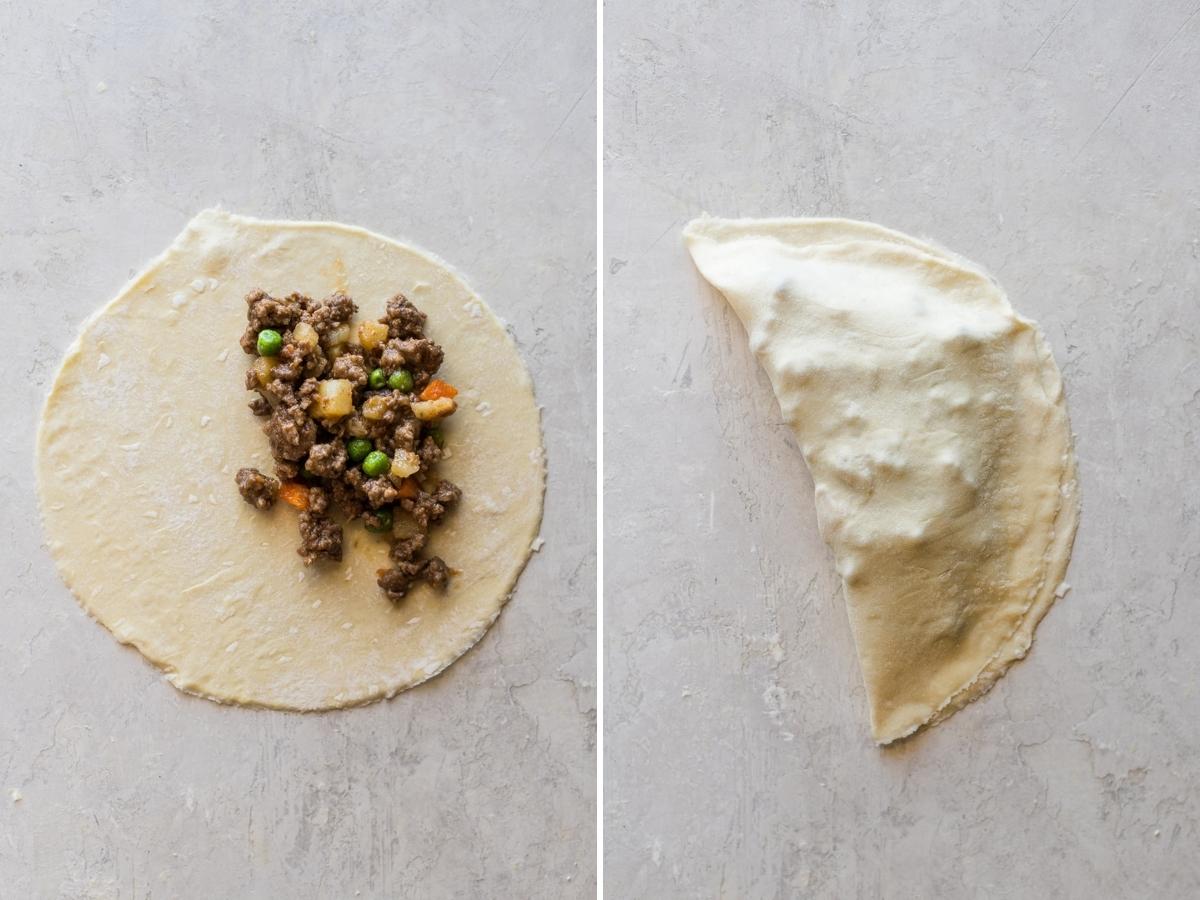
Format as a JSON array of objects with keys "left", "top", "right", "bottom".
[{"left": 686, "top": 216, "right": 1079, "bottom": 744}]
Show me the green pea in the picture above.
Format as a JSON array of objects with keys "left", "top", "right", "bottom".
[
  {"left": 388, "top": 369, "right": 414, "bottom": 391},
  {"left": 365, "top": 507, "right": 393, "bottom": 533},
  {"left": 256, "top": 329, "right": 283, "bottom": 356},
  {"left": 429, "top": 427, "right": 445, "bottom": 449},
  {"left": 362, "top": 450, "right": 390, "bottom": 477},
  {"left": 346, "top": 438, "right": 373, "bottom": 463},
  {"left": 368, "top": 367, "right": 387, "bottom": 390}
]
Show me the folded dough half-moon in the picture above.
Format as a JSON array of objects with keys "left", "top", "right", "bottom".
[{"left": 685, "top": 216, "right": 1079, "bottom": 744}]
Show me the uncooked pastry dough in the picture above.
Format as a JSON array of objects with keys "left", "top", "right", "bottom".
[
  {"left": 37, "top": 209, "right": 545, "bottom": 710},
  {"left": 685, "top": 217, "right": 1079, "bottom": 744}
]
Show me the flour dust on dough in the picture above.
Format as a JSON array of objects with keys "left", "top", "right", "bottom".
[
  {"left": 686, "top": 216, "right": 1079, "bottom": 744},
  {"left": 37, "top": 209, "right": 545, "bottom": 710}
]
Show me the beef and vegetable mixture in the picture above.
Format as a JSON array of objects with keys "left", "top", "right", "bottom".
[{"left": 233, "top": 289, "right": 462, "bottom": 601}]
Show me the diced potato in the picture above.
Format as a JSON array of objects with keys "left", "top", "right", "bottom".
[
  {"left": 292, "top": 321, "right": 319, "bottom": 349},
  {"left": 411, "top": 397, "right": 457, "bottom": 421},
  {"left": 324, "top": 323, "right": 352, "bottom": 348},
  {"left": 389, "top": 450, "right": 421, "bottom": 481},
  {"left": 361, "top": 394, "right": 392, "bottom": 421},
  {"left": 344, "top": 414, "right": 370, "bottom": 437},
  {"left": 310, "top": 379, "right": 353, "bottom": 420},
  {"left": 358, "top": 320, "right": 389, "bottom": 352},
  {"left": 251, "top": 356, "right": 278, "bottom": 388}
]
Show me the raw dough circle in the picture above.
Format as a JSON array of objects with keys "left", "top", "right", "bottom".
[{"left": 36, "top": 210, "right": 545, "bottom": 710}]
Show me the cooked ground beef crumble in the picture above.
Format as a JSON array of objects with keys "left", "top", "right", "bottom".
[
  {"left": 234, "top": 467, "right": 280, "bottom": 511},
  {"left": 233, "top": 289, "right": 461, "bottom": 600}
]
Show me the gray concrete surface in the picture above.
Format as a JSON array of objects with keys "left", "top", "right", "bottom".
[
  {"left": 605, "top": 1, "right": 1200, "bottom": 897},
  {"left": 0, "top": 2, "right": 595, "bottom": 897}
]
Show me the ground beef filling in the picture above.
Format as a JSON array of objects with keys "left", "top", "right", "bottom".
[
  {"left": 235, "top": 467, "right": 280, "bottom": 510},
  {"left": 233, "top": 289, "right": 461, "bottom": 600}
]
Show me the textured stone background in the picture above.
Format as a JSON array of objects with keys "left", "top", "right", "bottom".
[
  {"left": 605, "top": 1, "right": 1199, "bottom": 897},
  {"left": 0, "top": 2, "right": 595, "bottom": 897}
]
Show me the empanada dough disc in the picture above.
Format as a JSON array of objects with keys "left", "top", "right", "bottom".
[
  {"left": 37, "top": 209, "right": 545, "bottom": 710},
  {"left": 686, "top": 217, "right": 1079, "bottom": 744}
]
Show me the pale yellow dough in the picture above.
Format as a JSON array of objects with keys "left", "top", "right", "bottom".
[
  {"left": 37, "top": 210, "right": 545, "bottom": 710},
  {"left": 685, "top": 217, "right": 1079, "bottom": 744}
]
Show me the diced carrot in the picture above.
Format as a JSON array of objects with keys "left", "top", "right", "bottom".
[
  {"left": 396, "top": 477, "right": 420, "bottom": 499},
  {"left": 278, "top": 481, "right": 310, "bottom": 510},
  {"left": 419, "top": 379, "right": 458, "bottom": 401}
]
